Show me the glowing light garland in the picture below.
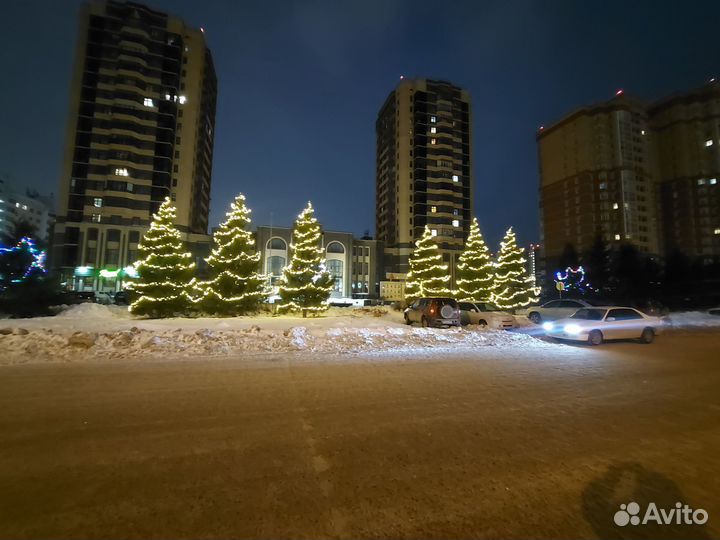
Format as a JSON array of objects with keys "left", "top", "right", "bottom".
[
  {"left": 490, "top": 227, "right": 539, "bottom": 310},
  {"left": 195, "top": 193, "right": 267, "bottom": 315},
  {"left": 128, "top": 197, "right": 196, "bottom": 317},
  {"left": 277, "top": 202, "right": 333, "bottom": 317},
  {"left": 405, "top": 225, "right": 451, "bottom": 303},
  {"left": 554, "top": 265, "right": 594, "bottom": 294},
  {"left": 0, "top": 237, "right": 47, "bottom": 289},
  {"left": 456, "top": 217, "right": 494, "bottom": 303}
]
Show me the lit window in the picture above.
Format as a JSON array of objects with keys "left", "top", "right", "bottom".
[
  {"left": 430, "top": 127, "right": 436, "bottom": 134},
  {"left": 143, "top": 97, "right": 154, "bottom": 107},
  {"left": 115, "top": 168, "right": 129, "bottom": 177},
  {"left": 431, "top": 138, "right": 437, "bottom": 145},
  {"left": 715, "top": 228, "right": 720, "bottom": 235},
  {"left": 599, "top": 182, "right": 607, "bottom": 190},
  {"left": 613, "top": 203, "right": 619, "bottom": 209},
  {"left": 641, "top": 130, "right": 645, "bottom": 135},
  {"left": 178, "top": 95, "right": 187, "bottom": 105},
  {"left": 430, "top": 116, "right": 437, "bottom": 123},
  {"left": 165, "top": 93, "right": 172, "bottom": 101},
  {"left": 710, "top": 178, "right": 717, "bottom": 185},
  {"left": 698, "top": 179, "right": 706, "bottom": 185},
  {"left": 22, "top": 204, "right": 28, "bottom": 210},
  {"left": 614, "top": 234, "right": 621, "bottom": 240},
  {"left": 430, "top": 206, "right": 437, "bottom": 213},
  {"left": 452, "top": 219, "right": 460, "bottom": 227},
  {"left": 706, "top": 139, "right": 714, "bottom": 147},
  {"left": 431, "top": 229, "right": 438, "bottom": 237},
  {"left": 93, "top": 198, "right": 103, "bottom": 208},
  {"left": 92, "top": 214, "right": 101, "bottom": 223},
  {"left": 15, "top": 202, "right": 20, "bottom": 208},
  {"left": 452, "top": 175, "right": 459, "bottom": 182}
]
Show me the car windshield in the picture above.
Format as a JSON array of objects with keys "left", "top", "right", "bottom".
[{"left": 570, "top": 308, "right": 607, "bottom": 321}]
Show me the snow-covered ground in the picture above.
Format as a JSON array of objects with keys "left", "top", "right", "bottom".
[
  {"left": 2, "top": 304, "right": 718, "bottom": 365},
  {"left": 0, "top": 304, "right": 555, "bottom": 364}
]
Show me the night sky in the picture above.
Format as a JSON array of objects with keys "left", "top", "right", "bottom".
[{"left": 1, "top": 0, "right": 718, "bottom": 248}]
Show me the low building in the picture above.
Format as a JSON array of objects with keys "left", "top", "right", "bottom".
[{"left": 255, "top": 226, "right": 383, "bottom": 300}]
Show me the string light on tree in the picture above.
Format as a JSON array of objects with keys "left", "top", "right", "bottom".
[
  {"left": 490, "top": 227, "right": 539, "bottom": 311},
  {"left": 277, "top": 202, "right": 333, "bottom": 318},
  {"left": 128, "top": 197, "right": 195, "bottom": 317},
  {"left": 455, "top": 217, "right": 494, "bottom": 302},
  {"left": 197, "top": 193, "right": 267, "bottom": 316},
  {"left": 404, "top": 225, "right": 451, "bottom": 303},
  {"left": 0, "top": 237, "right": 47, "bottom": 290}
]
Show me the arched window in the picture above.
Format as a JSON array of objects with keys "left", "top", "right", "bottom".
[
  {"left": 326, "top": 241, "right": 345, "bottom": 254},
  {"left": 266, "top": 255, "right": 285, "bottom": 286},
  {"left": 266, "top": 237, "right": 287, "bottom": 250},
  {"left": 326, "top": 259, "right": 343, "bottom": 294}
]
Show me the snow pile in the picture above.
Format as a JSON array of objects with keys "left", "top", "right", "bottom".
[
  {"left": 0, "top": 324, "right": 554, "bottom": 364},
  {"left": 666, "top": 311, "right": 720, "bottom": 329},
  {"left": 56, "top": 303, "right": 129, "bottom": 319}
]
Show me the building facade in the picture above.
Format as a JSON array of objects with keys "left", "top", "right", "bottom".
[
  {"left": 255, "top": 226, "right": 383, "bottom": 300},
  {"left": 375, "top": 78, "right": 473, "bottom": 285},
  {"left": 649, "top": 82, "right": 720, "bottom": 258},
  {"left": 537, "top": 92, "right": 660, "bottom": 271},
  {"left": 53, "top": 0, "right": 217, "bottom": 292},
  {"left": 0, "top": 179, "right": 54, "bottom": 242},
  {"left": 538, "top": 81, "right": 720, "bottom": 271}
]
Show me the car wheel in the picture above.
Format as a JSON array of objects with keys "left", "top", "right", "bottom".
[
  {"left": 478, "top": 319, "right": 488, "bottom": 327},
  {"left": 528, "top": 312, "right": 542, "bottom": 325},
  {"left": 421, "top": 316, "right": 428, "bottom": 328},
  {"left": 404, "top": 314, "right": 412, "bottom": 325},
  {"left": 640, "top": 327, "right": 655, "bottom": 344},
  {"left": 588, "top": 330, "right": 603, "bottom": 346}
]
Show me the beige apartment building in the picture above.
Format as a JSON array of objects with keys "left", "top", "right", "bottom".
[
  {"left": 538, "top": 81, "right": 720, "bottom": 272},
  {"left": 537, "top": 92, "right": 660, "bottom": 269},
  {"left": 376, "top": 78, "right": 473, "bottom": 285},
  {"left": 649, "top": 82, "right": 720, "bottom": 258},
  {"left": 53, "top": 0, "right": 217, "bottom": 292}
]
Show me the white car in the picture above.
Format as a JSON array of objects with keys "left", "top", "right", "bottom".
[
  {"left": 458, "top": 302, "right": 516, "bottom": 329},
  {"left": 522, "top": 299, "right": 596, "bottom": 325},
  {"left": 543, "top": 306, "right": 664, "bottom": 345}
]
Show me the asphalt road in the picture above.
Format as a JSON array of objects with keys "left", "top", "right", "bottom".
[{"left": 1, "top": 331, "right": 719, "bottom": 539}]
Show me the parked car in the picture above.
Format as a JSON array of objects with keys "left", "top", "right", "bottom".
[
  {"left": 708, "top": 307, "right": 720, "bottom": 317},
  {"left": 543, "top": 306, "right": 664, "bottom": 345},
  {"left": 404, "top": 297, "right": 461, "bottom": 328},
  {"left": 94, "top": 291, "right": 114, "bottom": 305},
  {"left": 74, "top": 291, "right": 95, "bottom": 303},
  {"left": 458, "top": 301, "right": 516, "bottom": 329},
  {"left": 521, "top": 299, "right": 597, "bottom": 324},
  {"left": 114, "top": 290, "right": 132, "bottom": 306}
]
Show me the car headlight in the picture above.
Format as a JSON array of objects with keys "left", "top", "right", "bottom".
[
  {"left": 564, "top": 323, "right": 582, "bottom": 335},
  {"left": 542, "top": 322, "right": 554, "bottom": 331}
]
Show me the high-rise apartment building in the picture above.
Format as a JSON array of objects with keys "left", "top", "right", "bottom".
[
  {"left": 375, "top": 78, "right": 473, "bottom": 283},
  {"left": 54, "top": 0, "right": 217, "bottom": 291},
  {"left": 537, "top": 92, "right": 660, "bottom": 269},
  {"left": 649, "top": 82, "right": 720, "bottom": 258},
  {"left": 538, "top": 80, "right": 720, "bottom": 274}
]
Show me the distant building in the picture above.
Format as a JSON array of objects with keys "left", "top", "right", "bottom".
[
  {"left": 375, "top": 78, "right": 473, "bottom": 286},
  {"left": 255, "top": 226, "right": 383, "bottom": 300},
  {"left": 0, "top": 178, "right": 54, "bottom": 242},
  {"left": 537, "top": 80, "right": 720, "bottom": 271},
  {"left": 526, "top": 243, "right": 542, "bottom": 285},
  {"left": 53, "top": 1, "right": 217, "bottom": 292},
  {"left": 649, "top": 83, "right": 720, "bottom": 258},
  {"left": 537, "top": 92, "right": 659, "bottom": 271}
]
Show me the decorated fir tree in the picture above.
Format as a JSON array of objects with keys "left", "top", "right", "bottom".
[
  {"left": 199, "top": 193, "right": 266, "bottom": 316},
  {"left": 129, "top": 197, "right": 195, "bottom": 317},
  {"left": 404, "top": 225, "right": 452, "bottom": 303},
  {"left": 490, "top": 227, "right": 539, "bottom": 311},
  {"left": 277, "top": 202, "right": 333, "bottom": 317},
  {"left": 456, "top": 217, "right": 494, "bottom": 302}
]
